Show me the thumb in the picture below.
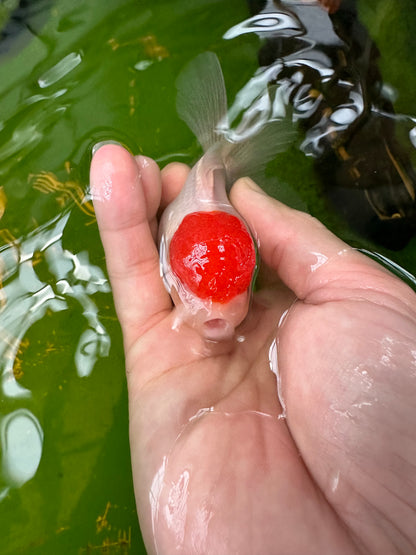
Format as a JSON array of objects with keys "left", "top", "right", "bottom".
[{"left": 230, "top": 177, "right": 391, "bottom": 301}]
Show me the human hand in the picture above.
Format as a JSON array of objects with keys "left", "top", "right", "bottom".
[{"left": 90, "top": 144, "right": 416, "bottom": 555}]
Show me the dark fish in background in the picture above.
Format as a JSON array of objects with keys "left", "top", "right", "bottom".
[
  {"left": 0, "top": 0, "right": 52, "bottom": 57},
  {"left": 226, "top": 0, "right": 416, "bottom": 249}
]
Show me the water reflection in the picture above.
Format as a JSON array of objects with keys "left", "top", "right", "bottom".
[
  {"left": 0, "top": 0, "right": 53, "bottom": 58},
  {"left": 0, "top": 409, "right": 43, "bottom": 499},
  {"left": 225, "top": 0, "right": 416, "bottom": 249},
  {"left": 0, "top": 210, "right": 111, "bottom": 399},
  {"left": 38, "top": 51, "right": 83, "bottom": 88},
  {"left": 0, "top": 95, "right": 67, "bottom": 180}
]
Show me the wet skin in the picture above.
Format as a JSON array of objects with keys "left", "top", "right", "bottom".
[{"left": 90, "top": 144, "right": 416, "bottom": 555}]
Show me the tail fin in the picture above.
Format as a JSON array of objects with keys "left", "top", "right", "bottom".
[
  {"left": 177, "top": 52, "right": 297, "bottom": 186},
  {"left": 176, "top": 52, "right": 228, "bottom": 152},
  {"left": 222, "top": 117, "right": 297, "bottom": 188}
]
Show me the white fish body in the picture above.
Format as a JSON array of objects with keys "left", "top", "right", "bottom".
[{"left": 159, "top": 52, "right": 294, "bottom": 341}]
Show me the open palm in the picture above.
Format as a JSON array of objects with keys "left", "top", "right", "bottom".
[{"left": 91, "top": 145, "right": 416, "bottom": 555}]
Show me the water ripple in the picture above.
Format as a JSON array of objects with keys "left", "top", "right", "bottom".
[{"left": 0, "top": 210, "right": 111, "bottom": 399}]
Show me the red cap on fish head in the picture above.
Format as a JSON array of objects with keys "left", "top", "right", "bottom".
[{"left": 169, "top": 210, "right": 256, "bottom": 303}]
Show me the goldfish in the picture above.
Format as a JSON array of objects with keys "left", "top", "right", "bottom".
[{"left": 159, "top": 52, "right": 294, "bottom": 341}]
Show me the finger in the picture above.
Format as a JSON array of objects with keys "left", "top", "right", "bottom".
[
  {"left": 134, "top": 155, "right": 163, "bottom": 240},
  {"left": 160, "top": 162, "right": 190, "bottom": 208},
  {"left": 90, "top": 144, "right": 171, "bottom": 347},
  {"left": 230, "top": 177, "right": 401, "bottom": 302}
]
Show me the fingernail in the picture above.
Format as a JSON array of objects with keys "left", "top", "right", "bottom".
[
  {"left": 238, "top": 176, "right": 266, "bottom": 194},
  {"left": 136, "top": 154, "right": 153, "bottom": 170},
  {"left": 92, "top": 140, "right": 123, "bottom": 156}
]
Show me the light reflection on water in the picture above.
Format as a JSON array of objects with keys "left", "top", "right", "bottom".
[
  {"left": 0, "top": 409, "right": 43, "bottom": 500},
  {"left": 0, "top": 210, "right": 110, "bottom": 399},
  {"left": 0, "top": 205, "right": 112, "bottom": 542},
  {"left": 38, "top": 51, "right": 83, "bottom": 89}
]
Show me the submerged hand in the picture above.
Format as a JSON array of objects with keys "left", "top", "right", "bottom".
[{"left": 90, "top": 144, "right": 416, "bottom": 555}]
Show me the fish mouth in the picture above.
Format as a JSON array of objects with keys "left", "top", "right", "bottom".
[{"left": 203, "top": 318, "right": 234, "bottom": 341}]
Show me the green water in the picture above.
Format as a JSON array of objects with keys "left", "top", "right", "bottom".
[{"left": 0, "top": 1, "right": 415, "bottom": 553}]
